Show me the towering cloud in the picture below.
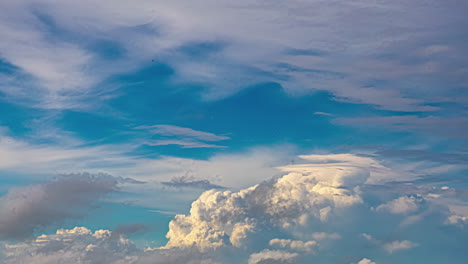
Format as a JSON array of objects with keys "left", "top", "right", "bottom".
[{"left": 164, "top": 161, "right": 365, "bottom": 251}]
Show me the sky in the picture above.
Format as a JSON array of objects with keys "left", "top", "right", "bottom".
[{"left": 0, "top": 0, "right": 467, "bottom": 263}]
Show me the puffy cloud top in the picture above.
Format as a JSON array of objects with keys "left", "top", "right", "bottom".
[
  {"left": 2, "top": 227, "right": 138, "bottom": 264},
  {"left": 164, "top": 161, "right": 366, "bottom": 251}
]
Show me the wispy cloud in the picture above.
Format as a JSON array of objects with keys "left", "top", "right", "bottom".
[
  {"left": 136, "top": 124, "right": 229, "bottom": 149},
  {"left": 334, "top": 115, "right": 468, "bottom": 138},
  {"left": 0, "top": 0, "right": 466, "bottom": 113},
  {"left": 137, "top": 125, "right": 230, "bottom": 142},
  {"left": 145, "top": 139, "right": 227, "bottom": 149}
]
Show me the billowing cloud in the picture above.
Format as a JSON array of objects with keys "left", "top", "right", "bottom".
[
  {"left": 1, "top": 227, "right": 139, "bottom": 264},
  {"left": 376, "top": 196, "right": 420, "bottom": 214},
  {"left": 163, "top": 164, "right": 364, "bottom": 251}
]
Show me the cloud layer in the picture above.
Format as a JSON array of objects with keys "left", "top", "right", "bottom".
[
  {"left": 2, "top": 154, "right": 467, "bottom": 263},
  {"left": 0, "top": 0, "right": 467, "bottom": 113}
]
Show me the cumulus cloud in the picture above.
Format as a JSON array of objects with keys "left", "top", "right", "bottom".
[
  {"left": 269, "top": 239, "right": 317, "bottom": 252},
  {"left": 376, "top": 196, "right": 420, "bottom": 214},
  {"left": 382, "top": 240, "right": 419, "bottom": 254},
  {"left": 163, "top": 160, "right": 366, "bottom": 251},
  {"left": 446, "top": 214, "right": 468, "bottom": 226},
  {"left": 356, "top": 258, "right": 376, "bottom": 264},
  {"left": 248, "top": 249, "right": 298, "bottom": 264},
  {"left": 0, "top": 173, "right": 136, "bottom": 239},
  {"left": 311, "top": 232, "right": 341, "bottom": 241},
  {"left": 362, "top": 233, "right": 419, "bottom": 254},
  {"left": 2, "top": 226, "right": 223, "bottom": 264},
  {"left": 1, "top": 227, "right": 139, "bottom": 264}
]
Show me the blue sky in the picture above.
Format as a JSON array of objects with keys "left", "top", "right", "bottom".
[{"left": 0, "top": 1, "right": 467, "bottom": 263}]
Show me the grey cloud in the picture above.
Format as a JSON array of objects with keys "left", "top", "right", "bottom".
[
  {"left": 161, "top": 176, "right": 226, "bottom": 190},
  {"left": 0, "top": 173, "right": 140, "bottom": 239},
  {"left": 119, "top": 177, "right": 146, "bottom": 184},
  {"left": 113, "top": 223, "right": 148, "bottom": 236}
]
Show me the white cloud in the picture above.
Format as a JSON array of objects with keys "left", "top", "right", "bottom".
[
  {"left": 248, "top": 249, "right": 298, "bottom": 264},
  {"left": 311, "top": 232, "right": 341, "bottom": 241},
  {"left": 357, "top": 258, "right": 376, "bottom": 264},
  {"left": 0, "top": 0, "right": 466, "bottom": 111},
  {"left": 313, "top": 112, "right": 334, "bottom": 117},
  {"left": 362, "top": 233, "right": 419, "bottom": 254},
  {"left": 137, "top": 125, "right": 230, "bottom": 142},
  {"left": 376, "top": 196, "right": 420, "bottom": 214},
  {"left": 277, "top": 153, "right": 408, "bottom": 185},
  {"left": 163, "top": 162, "right": 365, "bottom": 251},
  {"left": 0, "top": 129, "right": 285, "bottom": 189},
  {"left": 446, "top": 214, "right": 468, "bottom": 226},
  {"left": 145, "top": 139, "right": 227, "bottom": 149},
  {"left": 2, "top": 227, "right": 139, "bottom": 264},
  {"left": 445, "top": 204, "right": 468, "bottom": 227},
  {"left": 135, "top": 125, "right": 230, "bottom": 149},
  {"left": 2, "top": 226, "right": 223, "bottom": 264},
  {"left": 383, "top": 240, "right": 419, "bottom": 254},
  {"left": 269, "top": 239, "right": 317, "bottom": 252}
]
